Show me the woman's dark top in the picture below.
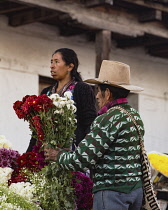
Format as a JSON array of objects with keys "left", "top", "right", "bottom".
[{"left": 26, "top": 82, "right": 97, "bottom": 152}]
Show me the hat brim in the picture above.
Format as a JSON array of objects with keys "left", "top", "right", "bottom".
[{"left": 84, "top": 79, "right": 144, "bottom": 92}]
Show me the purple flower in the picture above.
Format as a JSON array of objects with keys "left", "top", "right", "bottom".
[
  {"left": 8, "top": 150, "right": 20, "bottom": 159},
  {"left": 72, "top": 172, "right": 93, "bottom": 209},
  {"left": 0, "top": 159, "right": 9, "bottom": 167},
  {"left": 0, "top": 148, "right": 20, "bottom": 168}
]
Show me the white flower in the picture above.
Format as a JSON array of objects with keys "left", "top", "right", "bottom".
[
  {"left": 71, "top": 105, "right": 77, "bottom": 112},
  {"left": 54, "top": 110, "right": 60, "bottom": 114},
  {"left": 9, "top": 182, "right": 36, "bottom": 200},
  {"left": 0, "top": 135, "right": 12, "bottom": 149},
  {"left": 49, "top": 93, "right": 60, "bottom": 100},
  {"left": 69, "top": 99, "right": 75, "bottom": 105},
  {"left": 53, "top": 101, "right": 60, "bottom": 107},
  {"left": 0, "top": 167, "right": 13, "bottom": 185},
  {"left": 64, "top": 91, "right": 72, "bottom": 99},
  {"left": 59, "top": 101, "right": 66, "bottom": 107},
  {"left": 60, "top": 97, "right": 67, "bottom": 101},
  {"left": 66, "top": 104, "right": 71, "bottom": 110}
]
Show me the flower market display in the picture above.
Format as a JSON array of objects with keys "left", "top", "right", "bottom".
[
  {"left": 12, "top": 92, "right": 93, "bottom": 210},
  {"left": 0, "top": 135, "right": 42, "bottom": 210}
]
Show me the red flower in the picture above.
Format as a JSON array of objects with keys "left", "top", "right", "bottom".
[
  {"left": 13, "top": 101, "right": 26, "bottom": 119},
  {"left": 17, "top": 152, "right": 41, "bottom": 171},
  {"left": 36, "top": 94, "right": 53, "bottom": 111},
  {"left": 22, "top": 95, "right": 31, "bottom": 103},
  {"left": 32, "top": 116, "right": 45, "bottom": 140},
  {"left": 21, "top": 95, "right": 38, "bottom": 114},
  {"left": 21, "top": 94, "right": 53, "bottom": 114}
]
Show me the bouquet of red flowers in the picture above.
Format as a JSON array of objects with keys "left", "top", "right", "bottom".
[
  {"left": 13, "top": 93, "right": 76, "bottom": 149},
  {"left": 13, "top": 92, "right": 77, "bottom": 209}
]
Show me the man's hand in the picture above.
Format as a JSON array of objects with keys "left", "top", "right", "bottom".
[
  {"left": 44, "top": 143, "right": 71, "bottom": 161},
  {"left": 44, "top": 145, "right": 60, "bottom": 161}
]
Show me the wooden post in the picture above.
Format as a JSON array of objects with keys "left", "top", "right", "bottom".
[{"left": 95, "top": 30, "right": 111, "bottom": 77}]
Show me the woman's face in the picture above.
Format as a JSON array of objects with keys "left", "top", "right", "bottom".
[
  {"left": 96, "top": 86, "right": 110, "bottom": 109},
  {"left": 50, "top": 52, "right": 72, "bottom": 81}
]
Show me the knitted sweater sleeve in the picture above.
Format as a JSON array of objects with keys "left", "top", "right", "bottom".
[{"left": 57, "top": 113, "right": 118, "bottom": 172}]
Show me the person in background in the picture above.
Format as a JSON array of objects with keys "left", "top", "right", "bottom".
[
  {"left": 26, "top": 48, "right": 97, "bottom": 152},
  {"left": 44, "top": 60, "right": 145, "bottom": 210}
]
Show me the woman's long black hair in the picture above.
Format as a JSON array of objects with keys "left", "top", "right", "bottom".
[{"left": 53, "top": 48, "right": 82, "bottom": 82}]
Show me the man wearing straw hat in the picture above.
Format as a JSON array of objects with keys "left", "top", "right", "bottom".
[{"left": 44, "top": 60, "right": 144, "bottom": 210}]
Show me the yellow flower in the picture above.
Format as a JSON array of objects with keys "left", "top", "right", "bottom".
[{"left": 148, "top": 153, "right": 168, "bottom": 177}]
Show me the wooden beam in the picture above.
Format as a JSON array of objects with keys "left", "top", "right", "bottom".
[
  {"left": 139, "top": 9, "right": 162, "bottom": 22},
  {"left": 95, "top": 30, "right": 111, "bottom": 77},
  {"left": 10, "top": 0, "right": 168, "bottom": 39},
  {"left": 116, "top": 36, "right": 146, "bottom": 48},
  {"left": 148, "top": 44, "right": 168, "bottom": 54},
  {"left": 145, "top": 33, "right": 168, "bottom": 47},
  {"left": 0, "top": 5, "right": 29, "bottom": 14},
  {"left": 9, "top": 8, "right": 59, "bottom": 26},
  {"left": 151, "top": 0, "right": 168, "bottom": 3},
  {"left": 115, "top": 0, "right": 168, "bottom": 13},
  {"left": 85, "top": 0, "right": 113, "bottom": 8},
  {"left": 162, "top": 12, "right": 168, "bottom": 25}
]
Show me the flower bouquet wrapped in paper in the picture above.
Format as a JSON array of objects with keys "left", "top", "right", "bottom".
[
  {"left": 13, "top": 92, "right": 77, "bottom": 209},
  {"left": 148, "top": 152, "right": 168, "bottom": 210}
]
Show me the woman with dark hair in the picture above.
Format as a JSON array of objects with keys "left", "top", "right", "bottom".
[{"left": 26, "top": 48, "right": 97, "bottom": 152}]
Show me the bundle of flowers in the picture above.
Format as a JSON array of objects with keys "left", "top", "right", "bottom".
[
  {"left": 13, "top": 93, "right": 76, "bottom": 148},
  {"left": 13, "top": 92, "right": 77, "bottom": 209},
  {"left": 148, "top": 151, "right": 168, "bottom": 192},
  {"left": 148, "top": 152, "right": 168, "bottom": 178},
  {"left": 9, "top": 151, "right": 94, "bottom": 210},
  {"left": 9, "top": 152, "right": 45, "bottom": 184},
  {"left": 0, "top": 168, "right": 41, "bottom": 210},
  {"left": 0, "top": 136, "right": 41, "bottom": 210}
]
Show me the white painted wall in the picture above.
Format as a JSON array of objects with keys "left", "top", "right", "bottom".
[
  {"left": 0, "top": 69, "right": 38, "bottom": 153},
  {"left": 0, "top": 15, "right": 168, "bottom": 154}
]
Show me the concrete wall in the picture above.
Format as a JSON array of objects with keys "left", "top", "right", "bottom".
[{"left": 0, "top": 15, "right": 168, "bottom": 154}]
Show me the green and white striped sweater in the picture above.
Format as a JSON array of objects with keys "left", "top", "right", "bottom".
[{"left": 57, "top": 103, "right": 144, "bottom": 193}]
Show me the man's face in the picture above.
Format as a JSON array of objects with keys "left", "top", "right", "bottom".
[{"left": 96, "top": 86, "right": 109, "bottom": 110}]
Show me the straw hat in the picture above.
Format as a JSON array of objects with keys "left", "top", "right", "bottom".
[{"left": 84, "top": 60, "right": 143, "bottom": 92}]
